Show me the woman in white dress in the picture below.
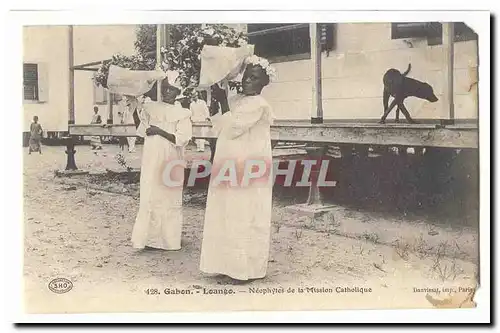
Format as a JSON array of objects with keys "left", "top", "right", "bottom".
[
  {"left": 199, "top": 56, "right": 276, "bottom": 282},
  {"left": 131, "top": 72, "right": 193, "bottom": 251}
]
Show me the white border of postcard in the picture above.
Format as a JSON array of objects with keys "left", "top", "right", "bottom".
[{"left": 2, "top": 3, "right": 492, "bottom": 325}]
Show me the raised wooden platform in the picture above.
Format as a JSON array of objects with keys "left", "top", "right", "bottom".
[{"left": 69, "top": 121, "right": 478, "bottom": 149}]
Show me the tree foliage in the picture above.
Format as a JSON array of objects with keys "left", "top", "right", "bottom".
[{"left": 134, "top": 24, "right": 156, "bottom": 56}]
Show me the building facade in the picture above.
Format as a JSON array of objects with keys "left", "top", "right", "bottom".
[
  {"left": 23, "top": 26, "right": 70, "bottom": 134},
  {"left": 246, "top": 23, "right": 478, "bottom": 122},
  {"left": 23, "top": 22, "right": 479, "bottom": 141},
  {"left": 23, "top": 25, "right": 137, "bottom": 139}
]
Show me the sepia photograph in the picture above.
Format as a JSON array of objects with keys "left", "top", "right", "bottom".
[{"left": 9, "top": 9, "right": 490, "bottom": 321}]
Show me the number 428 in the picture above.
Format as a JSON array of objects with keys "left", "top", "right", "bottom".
[{"left": 145, "top": 288, "right": 160, "bottom": 295}]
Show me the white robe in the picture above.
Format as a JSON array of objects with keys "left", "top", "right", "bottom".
[
  {"left": 199, "top": 94, "right": 274, "bottom": 280},
  {"left": 131, "top": 101, "right": 192, "bottom": 250},
  {"left": 190, "top": 99, "right": 210, "bottom": 122},
  {"left": 119, "top": 100, "right": 138, "bottom": 151},
  {"left": 190, "top": 99, "right": 210, "bottom": 150}
]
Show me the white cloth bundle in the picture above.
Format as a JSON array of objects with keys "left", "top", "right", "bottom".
[
  {"left": 198, "top": 45, "right": 255, "bottom": 88},
  {"left": 107, "top": 65, "right": 167, "bottom": 97}
]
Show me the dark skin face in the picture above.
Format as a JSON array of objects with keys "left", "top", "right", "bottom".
[
  {"left": 145, "top": 80, "right": 181, "bottom": 144},
  {"left": 241, "top": 65, "right": 270, "bottom": 96},
  {"left": 144, "top": 79, "right": 181, "bottom": 103},
  {"left": 94, "top": 107, "right": 99, "bottom": 113},
  {"left": 208, "top": 66, "right": 270, "bottom": 116},
  {"left": 161, "top": 81, "right": 181, "bottom": 105},
  {"left": 33, "top": 116, "right": 38, "bottom": 123}
]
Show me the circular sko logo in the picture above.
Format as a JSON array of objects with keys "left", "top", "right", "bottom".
[{"left": 48, "top": 278, "right": 73, "bottom": 294}]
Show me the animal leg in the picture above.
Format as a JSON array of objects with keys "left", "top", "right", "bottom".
[
  {"left": 380, "top": 98, "right": 398, "bottom": 124},
  {"left": 399, "top": 102, "right": 419, "bottom": 124},
  {"left": 382, "top": 87, "right": 390, "bottom": 114}
]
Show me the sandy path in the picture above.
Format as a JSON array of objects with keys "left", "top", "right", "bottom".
[{"left": 23, "top": 144, "right": 478, "bottom": 313}]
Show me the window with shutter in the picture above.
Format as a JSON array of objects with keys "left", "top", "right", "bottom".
[
  {"left": 453, "top": 22, "right": 478, "bottom": 42},
  {"left": 247, "top": 23, "right": 335, "bottom": 63},
  {"left": 23, "top": 63, "right": 38, "bottom": 101},
  {"left": 391, "top": 22, "right": 477, "bottom": 45}
]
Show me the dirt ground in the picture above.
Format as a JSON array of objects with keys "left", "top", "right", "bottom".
[{"left": 23, "top": 143, "right": 479, "bottom": 313}]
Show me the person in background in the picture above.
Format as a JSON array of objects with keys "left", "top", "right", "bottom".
[
  {"left": 90, "top": 106, "right": 103, "bottom": 150},
  {"left": 124, "top": 96, "right": 138, "bottom": 153},
  {"left": 117, "top": 99, "right": 129, "bottom": 152},
  {"left": 190, "top": 91, "right": 210, "bottom": 152},
  {"left": 28, "top": 116, "right": 43, "bottom": 155}
]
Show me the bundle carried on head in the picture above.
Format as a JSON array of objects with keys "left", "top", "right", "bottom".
[
  {"left": 198, "top": 44, "right": 255, "bottom": 88},
  {"left": 93, "top": 24, "right": 249, "bottom": 101},
  {"left": 94, "top": 54, "right": 155, "bottom": 89},
  {"left": 106, "top": 65, "right": 166, "bottom": 97}
]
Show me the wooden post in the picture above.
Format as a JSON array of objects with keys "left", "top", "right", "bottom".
[
  {"left": 310, "top": 23, "right": 323, "bottom": 124},
  {"left": 286, "top": 24, "right": 335, "bottom": 219},
  {"left": 107, "top": 91, "right": 114, "bottom": 124},
  {"left": 64, "top": 25, "right": 78, "bottom": 171},
  {"left": 305, "top": 146, "right": 328, "bottom": 206},
  {"left": 441, "top": 22, "right": 455, "bottom": 125},
  {"left": 64, "top": 138, "right": 78, "bottom": 171},
  {"left": 285, "top": 145, "right": 336, "bottom": 218},
  {"left": 68, "top": 25, "right": 75, "bottom": 125}
]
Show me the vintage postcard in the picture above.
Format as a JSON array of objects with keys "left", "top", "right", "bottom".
[{"left": 10, "top": 9, "right": 490, "bottom": 322}]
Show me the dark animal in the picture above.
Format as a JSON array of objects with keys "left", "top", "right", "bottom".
[{"left": 380, "top": 64, "right": 438, "bottom": 124}]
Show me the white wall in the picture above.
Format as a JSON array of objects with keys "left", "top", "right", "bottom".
[
  {"left": 73, "top": 25, "right": 138, "bottom": 125},
  {"left": 23, "top": 25, "right": 138, "bottom": 132},
  {"left": 261, "top": 23, "right": 479, "bottom": 121},
  {"left": 23, "top": 26, "right": 70, "bottom": 132}
]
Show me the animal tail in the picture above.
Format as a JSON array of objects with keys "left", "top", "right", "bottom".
[{"left": 402, "top": 63, "right": 412, "bottom": 76}]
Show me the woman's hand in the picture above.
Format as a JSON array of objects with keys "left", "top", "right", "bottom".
[
  {"left": 211, "top": 84, "right": 227, "bottom": 102},
  {"left": 211, "top": 84, "right": 230, "bottom": 115},
  {"left": 146, "top": 125, "right": 176, "bottom": 144},
  {"left": 146, "top": 125, "right": 160, "bottom": 136}
]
